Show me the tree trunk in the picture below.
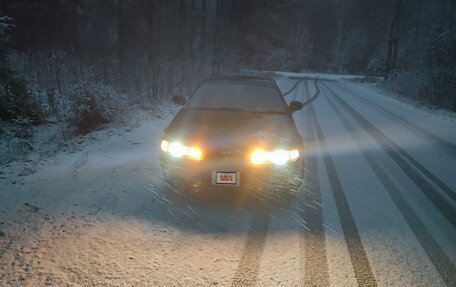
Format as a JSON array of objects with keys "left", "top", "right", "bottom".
[
  {"left": 384, "top": 0, "right": 403, "bottom": 79},
  {"left": 117, "top": 0, "right": 126, "bottom": 92},
  {"left": 70, "top": 0, "right": 80, "bottom": 59},
  {"left": 212, "top": 0, "right": 222, "bottom": 74},
  {"left": 335, "top": 0, "right": 344, "bottom": 72},
  {"left": 449, "top": 0, "right": 455, "bottom": 64},
  {"left": 414, "top": 0, "right": 422, "bottom": 44},
  {"left": 391, "top": 0, "right": 403, "bottom": 72}
]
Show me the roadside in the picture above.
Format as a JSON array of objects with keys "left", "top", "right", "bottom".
[
  {"left": 0, "top": 104, "right": 176, "bottom": 239},
  {"left": 0, "top": 105, "right": 176, "bottom": 183}
]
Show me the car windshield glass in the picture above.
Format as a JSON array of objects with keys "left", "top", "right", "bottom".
[{"left": 187, "top": 81, "right": 287, "bottom": 113}]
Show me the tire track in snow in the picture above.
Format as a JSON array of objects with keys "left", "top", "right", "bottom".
[
  {"left": 291, "top": 78, "right": 306, "bottom": 102},
  {"left": 300, "top": 78, "right": 321, "bottom": 108},
  {"left": 335, "top": 82, "right": 456, "bottom": 154},
  {"left": 303, "top": 78, "right": 310, "bottom": 101},
  {"left": 299, "top": 79, "right": 330, "bottom": 286},
  {"left": 281, "top": 76, "right": 319, "bottom": 107},
  {"left": 309, "top": 81, "right": 378, "bottom": 287},
  {"left": 231, "top": 211, "right": 270, "bottom": 287},
  {"left": 282, "top": 79, "right": 304, "bottom": 97},
  {"left": 333, "top": 83, "right": 456, "bottom": 202},
  {"left": 325, "top": 90, "right": 456, "bottom": 286},
  {"left": 322, "top": 82, "right": 456, "bottom": 227},
  {"left": 68, "top": 151, "right": 89, "bottom": 179}
]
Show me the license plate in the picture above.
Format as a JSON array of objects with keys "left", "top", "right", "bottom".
[{"left": 212, "top": 171, "right": 240, "bottom": 186}]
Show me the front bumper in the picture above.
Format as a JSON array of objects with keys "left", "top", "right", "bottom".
[{"left": 160, "top": 153, "right": 304, "bottom": 192}]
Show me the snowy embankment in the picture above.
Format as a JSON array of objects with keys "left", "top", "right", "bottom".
[
  {"left": 0, "top": 106, "right": 175, "bottom": 182},
  {"left": 273, "top": 71, "right": 364, "bottom": 81},
  {"left": 0, "top": 105, "right": 176, "bottom": 230}
]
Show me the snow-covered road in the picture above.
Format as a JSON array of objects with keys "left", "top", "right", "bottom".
[{"left": 1, "top": 75, "right": 455, "bottom": 286}]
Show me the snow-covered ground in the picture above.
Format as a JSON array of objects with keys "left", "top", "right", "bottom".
[{"left": 0, "top": 74, "right": 455, "bottom": 286}]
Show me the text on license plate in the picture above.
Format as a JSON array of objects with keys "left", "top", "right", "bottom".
[{"left": 213, "top": 171, "right": 239, "bottom": 185}]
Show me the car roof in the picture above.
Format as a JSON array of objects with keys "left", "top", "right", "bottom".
[{"left": 205, "top": 74, "right": 277, "bottom": 85}]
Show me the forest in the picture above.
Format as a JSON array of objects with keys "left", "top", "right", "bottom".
[{"left": 0, "top": 0, "right": 455, "bottom": 133}]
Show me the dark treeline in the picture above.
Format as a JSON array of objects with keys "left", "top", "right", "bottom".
[{"left": 0, "top": 0, "right": 455, "bottom": 128}]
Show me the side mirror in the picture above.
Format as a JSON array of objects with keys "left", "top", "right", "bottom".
[
  {"left": 289, "top": 101, "right": 303, "bottom": 112},
  {"left": 172, "top": 95, "right": 186, "bottom": 106}
]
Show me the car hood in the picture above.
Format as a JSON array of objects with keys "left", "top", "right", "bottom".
[{"left": 164, "top": 109, "right": 302, "bottom": 151}]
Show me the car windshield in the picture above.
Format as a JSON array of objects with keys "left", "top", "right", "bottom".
[{"left": 187, "top": 81, "right": 288, "bottom": 113}]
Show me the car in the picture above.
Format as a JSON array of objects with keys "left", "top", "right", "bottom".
[{"left": 160, "top": 75, "right": 304, "bottom": 195}]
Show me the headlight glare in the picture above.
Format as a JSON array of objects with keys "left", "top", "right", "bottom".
[
  {"left": 186, "top": 146, "right": 203, "bottom": 160},
  {"left": 250, "top": 148, "right": 300, "bottom": 165},
  {"left": 250, "top": 149, "right": 268, "bottom": 164},
  {"left": 168, "top": 142, "right": 186, "bottom": 158},
  {"left": 269, "top": 150, "right": 289, "bottom": 165},
  {"left": 290, "top": 149, "right": 300, "bottom": 161},
  {"left": 161, "top": 140, "right": 203, "bottom": 160},
  {"left": 160, "top": 139, "right": 169, "bottom": 152}
]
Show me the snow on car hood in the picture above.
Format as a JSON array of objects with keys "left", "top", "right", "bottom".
[{"left": 164, "top": 109, "right": 301, "bottom": 150}]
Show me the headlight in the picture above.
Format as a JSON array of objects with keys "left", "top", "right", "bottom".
[
  {"left": 250, "top": 148, "right": 299, "bottom": 165},
  {"left": 161, "top": 140, "right": 203, "bottom": 160}
]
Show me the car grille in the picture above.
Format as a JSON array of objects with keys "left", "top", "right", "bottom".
[{"left": 209, "top": 148, "right": 246, "bottom": 160}]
